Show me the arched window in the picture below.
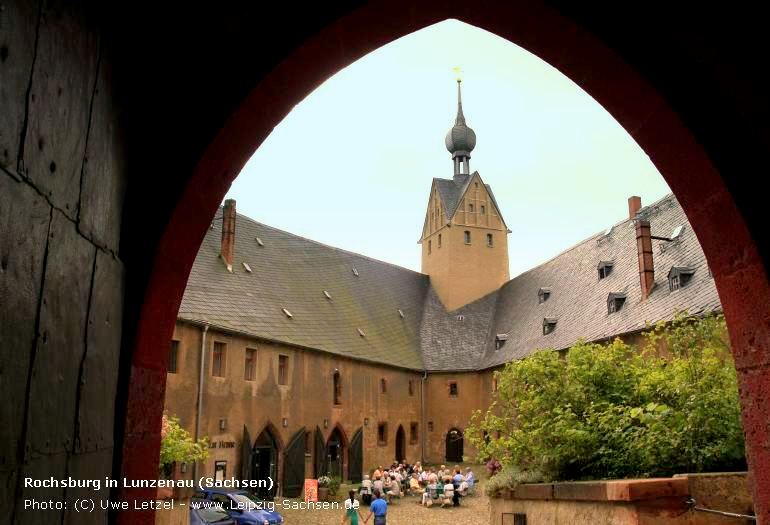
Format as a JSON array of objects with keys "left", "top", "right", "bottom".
[
  {"left": 464, "top": 231, "right": 471, "bottom": 244},
  {"left": 333, "top": 371, "right": 342, "bottom": 405}
]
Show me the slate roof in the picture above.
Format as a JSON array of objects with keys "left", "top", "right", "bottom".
[
  {"left": 179, "top": 193, "right": 721, "bottom": 373},
  {"left": 433, "top": 172, "right": 505, "bottom": 226},
  {"left": 476, "top": 193, "right": 722, "bottom": 369},
  {"left": 178, "top": 212, "right": 429, "bottom": 370}
]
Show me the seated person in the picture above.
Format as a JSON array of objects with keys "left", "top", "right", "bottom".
[
  {"left": 372, "top": 477, "right": 384, "bottom": 495},
  {"left": 408, "top": 473, "right": 422, "bottom": 496},
  {"left": 440, "top": 478, "right": 455, "bottom": 508},
  {"left": 457, "top": 478, "right": 469, "bottom": 497},
  {"left": 427, "top": 469, "right": 438, "bottom": 485},
  {"left": 419, "top": 469, "right": 429, "bottom": 485},
  {"left": 386, "top": 476, "right": 401, "bottom": 502},
  {"left": 421, "top": 481, "right": 437, "bottom": 507},
  {"left": 465, "top": 467, "right": 475, "bottom": 489}
]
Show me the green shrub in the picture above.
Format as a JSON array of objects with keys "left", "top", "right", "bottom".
[
  {"left": 484, "top": 465, "right": 545, "bottom": 497},
  {"left": 159, "top": 414, "right": 209, "bottom": 471},
  {"left": 467, "top": 313, "right": 745, "bottom": 482}
]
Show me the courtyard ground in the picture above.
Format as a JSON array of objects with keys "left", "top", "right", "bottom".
[{"left": 276, "top": 465, "right": 490, "bottom": 525}]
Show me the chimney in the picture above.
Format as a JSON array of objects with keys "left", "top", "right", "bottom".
[
  {"left": 633, "top": 197, "right": 655, "bottom": 300},
  {"left": 628, "top": 195, "right": 642, "bottom": 219},
  {"left": 221, "top": 199, "right": 236, "bottom": 273}
]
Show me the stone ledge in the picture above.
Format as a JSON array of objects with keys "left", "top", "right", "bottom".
[{"left": 503, "top": 477, "right": 690, "bottom": 502}]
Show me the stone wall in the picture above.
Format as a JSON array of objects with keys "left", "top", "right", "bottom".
[
  {"left": 0, "top": 1, "right": 125, "bottom": 523},
  {"left": 488, "top": 473, "right": 754, "bottom": 525}
]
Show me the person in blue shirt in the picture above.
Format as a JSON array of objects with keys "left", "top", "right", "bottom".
[{"left": 365, "top": 490, "right": 387, "bottom": 525}]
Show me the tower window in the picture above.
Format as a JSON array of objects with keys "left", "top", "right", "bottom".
[
  {"left": 168, "top": 340, "right": 180, "bottom": 374},
  {"left": 607, "top": 293, "right": 627, "bottom": 314},
  {"left": 464, "top": 231, "right": 471, "bottom": 244},
  {"left": 410, "top": 422, "right": 419, "bottom": 444},
  {"left": 380, "top": 378, "right": 387, "bottom": 393},
  {"left": 244, "top": 348, "right": 256, "bottom": 381},
  {"left": 212, "top": 342, "right": 226, "bottom": 377},
  {"left": 469, "top": 204, "right": 474, "bottom": 213},
  {"left": 542, "top": 318, "right": 557, "bottom": 335},
  {"left": 333, "top": 370, "right": 342, "bottom": 405},
  {"left": 668, "top": 266, "right": 695, "bottom": 291},
  {"left": 598, "top": 261, "right": 614, "bottom": 279},
  {"left": 481, "top": 205, "right": 486, "bottom": 215},
  {"left": 538, "top": 287, "right": 551, "bottom": 304},
  {"left": 428, "top": 240, "right": 432, "bottom": 254},
  {"left": 438, "top": 234, "right": 442, "bottom": 248},
  {"left": 486, "top": 233, "right": 493, "bottom": 247}
]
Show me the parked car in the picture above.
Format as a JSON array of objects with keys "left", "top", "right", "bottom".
[
  {"left": 193, "top": 488, "right": 284, "bottom": 525},
  {"left": 190, "top": 499, "right": 235, "bottom": 524}
]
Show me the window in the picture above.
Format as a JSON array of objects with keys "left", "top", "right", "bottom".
[
  {"left": 212, "top": 342, "right": 226, "bottom": 377},
  {"left": 464, "top": 230, "right": 471, "bottom": 244},
  {"left": 469, "top": 203, "right": 474, "bottom": 213},
  {"left": 607, "top": 293, "right": 627, "bottom": 314},
  {"left": 428, "top": 421, "right": 434, "bottom": 432},
  {"left": 438, "top": 234, "right": 442, "bottom": 248},
  {"left": 428, "top": 240, "right": 432, "bottom": 254},
  {"left": 377, "top": 423, "right": 387, "bottom": 445},
  {"left": 278, "top": 355, "right": 288, "bottom": 385},
  {"left": 408, "top": 380, "right": 414, "bottom": 396},
  {"left": 333, "top": 371, "right": 342, "bottom": 405},
  {"left": 448, "top": 381, "right": 458, "bottom": 397},
  {"left": 168, "top": 340, "right": 179, "bottom": 374},
  {"left": 538, "top": 287, "right": 551, "bottom": 304},
  {"left": 668, "top": 266, "right": 694, "bottom": 291},
  {"left": 486, "top": 233, "right": 493, "bottom": 247},
  {"left": 380, "top": 378, "right": 387, "bottom": 393},
  {"left": 542, "top": 318, "right": 557, "bottom": 335},
  {"left": 598, "top": 261, "right": 614, "bottom": 279},
  {"left": 410, "top": 423, "right": 418, "bottom": 444},
  {"left": 495, "top": 333, "right": 507, "bottom": 350},
  {"left": 214, "top": 461, "right": 227, "bottom": 482},
  {"left": 244, "top": 348, "right": 256, "bottom": 380},
  {"left": 481, "top": 205, "right": 486, "bottom": 215}
]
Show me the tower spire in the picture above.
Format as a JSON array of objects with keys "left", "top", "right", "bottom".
[{"left": 445, "top": 78, "right": 476, "bottom": 176}]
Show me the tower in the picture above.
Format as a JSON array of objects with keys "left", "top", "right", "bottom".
[{"left": 420, "top": 80, "right": 510, "bottom": 311}]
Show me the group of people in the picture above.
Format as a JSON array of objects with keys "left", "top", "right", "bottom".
[{"left": 358, "top": 460, "right": 476, "bottom": 508}]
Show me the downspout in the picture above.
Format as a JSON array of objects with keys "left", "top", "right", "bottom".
[
  {"left": 194, "top": 323, "right": 209, "bottom": 480},
  {"left": 420, "top": 370, "right": 428, "bottom": 463}
]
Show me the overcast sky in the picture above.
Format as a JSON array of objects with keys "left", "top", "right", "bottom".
[{"left": 227, "top": 19, "right": 670, "bottom": 278}]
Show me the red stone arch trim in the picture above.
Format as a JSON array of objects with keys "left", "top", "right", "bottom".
[{"left": 118, "top": 1, "right": 770, "bottom": 523}]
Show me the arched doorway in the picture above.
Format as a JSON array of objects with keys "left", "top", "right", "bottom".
[
  {"left": 326, "top": 426, "right": 347, "bottom": 479},
  {"left": 395, "top": 425, "right": 406, "bottom": 463},
  {"left": 446, "top": 428, "right": 464, "bottom": 463},
  {"left": 252, "top": 425, "right": 280, "bottom": 500},
  {"left": 114, "top": 4, "right": 770, "bottom": 523}
]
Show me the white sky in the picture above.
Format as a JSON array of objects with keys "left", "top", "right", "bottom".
[{"left": 227, "top": 19, "right": 670, "bottom": 278}]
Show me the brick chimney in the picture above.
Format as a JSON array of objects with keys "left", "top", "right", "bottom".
[
  {"left": 628, "top": 195, "right": 642, "bottom": 219},
  {"left": 221, "top": 199, "right": 236, "bottom": 273},
  {"left": 632, "top": 197, "right": 655, "bottom": 300}
]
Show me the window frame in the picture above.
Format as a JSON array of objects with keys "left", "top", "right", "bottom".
[
  {"left": 448, "top": 381, "right": 459, "bottom": 398},
  {"left": 168, "top": 340, "right": 180, "bottom": 374},
  {"left": 377, "top": 423, "right": 388, "bottom": 446},
  {"left": 464, "top": 230, "right": 471, "bottom": 244},
  {"left": 212, "top": 342, "right": 226, "bottom": 377},
  {"left": 278, "top": 354, "right": 289, "bottom": 385}
]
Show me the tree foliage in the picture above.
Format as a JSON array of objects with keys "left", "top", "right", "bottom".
[
  {"left": 467, "top": 314, "right": 745, "bottom": 481},
  {"left": 159, "top": 414, "right": 210, "bottom": 469}
]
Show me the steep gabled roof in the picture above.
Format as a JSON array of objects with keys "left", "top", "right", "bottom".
[
  {"left": 179, "top": 212, "right": 430, "bottom": 370},
  {"left": 432, "top": 171, "right": 507, "bottom": 228}
]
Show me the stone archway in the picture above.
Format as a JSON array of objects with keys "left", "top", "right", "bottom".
[
  {"left": 97, "top": 3, "right": 770, "bottom": 523},
  {"left": 445, "top": 428, "right": 464, "bottom": 463}
]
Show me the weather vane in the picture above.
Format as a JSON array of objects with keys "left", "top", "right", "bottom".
[{"left": 452, "top": 66, "right": 463, "bottom": 82}]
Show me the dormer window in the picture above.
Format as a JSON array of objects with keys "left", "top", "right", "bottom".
[
  {"left": 669, "top": 266, "right": 695, "bottom": 291},
  {"left": 538, "top": 287, "right": 551, "bottom": 304},
  {"left": 495, "top": 333, "right": 508, "bottom": 350},
  {"left": 607, "top": 292, "right": 627, "bottom": 314},
  {"left": 598, "top": 261, "right": 614, "bottom": 279},
  {"left": 542, "top": 318, "right": 557, "bottom": 335},
  {"left": 456, "top": 314, "right": 465, "bottom": 322}
]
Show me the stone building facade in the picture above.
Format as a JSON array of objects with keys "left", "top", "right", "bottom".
[{"left": 162, "top": 82, "right": 721, "bottom": 497}]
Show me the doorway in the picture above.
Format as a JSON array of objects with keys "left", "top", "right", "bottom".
[
  {"left": 252, "top": 426, "right": 279, "bottom": 499},
  {"left": 446, "top": 428, "right": 463, "bottom": 463},
  {"left": 395, "top": 425, "right": 406, "bottom": 463},
  {"left": 326, "top": 426, "right": 346, "bottom": 479}
]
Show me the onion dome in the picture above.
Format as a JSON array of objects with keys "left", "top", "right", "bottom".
[{"left": 445, "top": 79, "right": 477, "bottom": 158}]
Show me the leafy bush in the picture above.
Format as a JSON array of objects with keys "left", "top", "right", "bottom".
[
  {"left": 159, "top": 414, "right": 209, "bottom": 471},
  {"left": 467, "top": 314, "right": 745, "bottom": 482}
]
